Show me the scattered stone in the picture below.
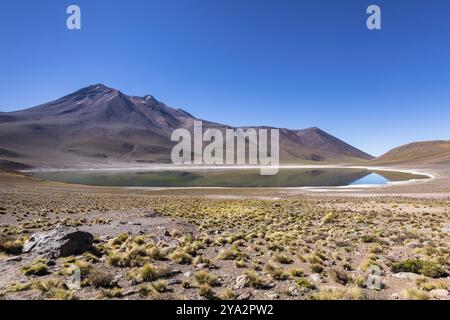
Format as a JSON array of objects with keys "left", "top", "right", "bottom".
[
  {"left": 99, "top": 235, "right": 111, "bottom": 241},
  {"left": 287, "top": 286, "right": 300, "bottom": 297},
  {"left": 196, "top": 263, "right": 208, "bottom": 269},
  {"left": 128, "top": 222, "right": 142, "bottom": 226},
  {"left": 111, "top": 275, "right": 123, "bottom": 287},
  {"left": 237, "top": 291, "right": 252, "bottom": 300},
  {"left": 234, "top": 275, "right": 249, "bottom": 289},
  {"left": 183, "top": 271, "right": 193, "bottom": 277},
  {"left": 266, "top": 292, "right": 279, "bottom": 299},
  {"left": 4, "top": 256, "right": 22, "bottom": 262},
  {"left": 130, "top": 279, "right": 140, "bottom": 286},
  {"left": 309, "top": 273, "right": 323, "bottom": 283},
  {"left": 144, "top": 211, "right": 160, "bottom": 218},
  {"left": 167, "top": 279, "right": 181, "bottom": 286},
  {"left": 386, "top": 254, "right": 399, "bottom": 262},
  {"left": 430, "top": 289, "right": 449, "bottom": 298},
  {"left": 122, "top": 287, "right": 139, "bottom": 296},
  {"left": 392, "top": 272, "right": 421, "bottom": 280},
  {"left": 265, "top": 282, "right": 276, "bottom": 289},
  {"left": 406, "top": 241, "right": 421, "bottom": 249},
  {"left": 442, "top": 223, "right": 450, "bottom": 236},
  {"left": 156, "top": 237, "right": 180, "bottom": 249},
  {"left": 162, "top": 269, "right": 182, "bottom": 277},
  {"left": 22, "top": 225, "right": 94, "bottom": 258}
]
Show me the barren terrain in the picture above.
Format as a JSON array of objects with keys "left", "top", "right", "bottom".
[{"left": 0, "top": 165, "right": 449, "bottom": 300}]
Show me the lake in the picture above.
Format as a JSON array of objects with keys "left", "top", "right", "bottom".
[{"left": 32, "top": 168, "right": 428, "bottom": 188}]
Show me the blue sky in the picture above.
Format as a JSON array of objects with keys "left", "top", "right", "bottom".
[{"left": 1, "top": 0, "right": 450, "bottom": 156}]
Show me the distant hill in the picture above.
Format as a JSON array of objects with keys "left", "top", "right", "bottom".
[
  {"left": 372, "top": 141, "right": 450, "bottom": 165},
  {"left": 0, "top": 84, "right": 373, "bottom": 168}
]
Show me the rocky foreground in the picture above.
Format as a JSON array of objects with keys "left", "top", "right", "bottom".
[{"left": 0, "top": 171, "right": 449, "bottom": 300}]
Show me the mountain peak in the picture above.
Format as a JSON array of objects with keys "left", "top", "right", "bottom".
[
  {"left": 142, "top": 95, "right": 159, "bottom": 104},
  {"left": 87, "top": 84, "right": 113, "bottom": 91},
  {"left": 304, "top": 127, "right": 324, "bottom": 133},
  {"left": 72, "top": 84, "right": 118, "bottom": 98}
]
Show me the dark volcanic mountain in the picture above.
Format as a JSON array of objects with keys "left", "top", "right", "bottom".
[{"left": 0, "top": 84, "right": 373, "bottom": 168}]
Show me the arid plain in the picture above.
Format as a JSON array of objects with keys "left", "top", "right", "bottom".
[{"left": 0, "top": 159, "right": 449, "bottom": 300}]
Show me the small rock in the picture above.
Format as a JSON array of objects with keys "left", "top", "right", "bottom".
[
  {"left": 309, "top": 273, "right": 322, "bottom": 283},
  {"left": 162, "top": 269, "right": 182, "bottom": 277},
  {"left": 122, "top": 287, "right": 139, "bottom": 296},
  {"left": 391, "top": 293, "right": 400, "bottom": 300},
  {"left": 111, "top": 275, "right": 124, "bottom": 287},
  {"left": 237, "top": 292, "right": 252, "bottom": 300},
  {"left": 130, "top": 279, "right": 141, "bottom": 286},
  {"left": 406, "top": 241, "right": 421, "bottom": 249},
  {"left": 287, "top": 286, "right": 300, "bottom": 297},
  {"left": 144, "top": 211, "right": 160, "bottom": 218},
  {"left": 265, "top": 282, "right": 276, "bottom": 289},
  {"left": 234, "top": 275, "right": 249, "bottom": 289},
  {"left": 183, "top": 271, "right": 193, "bottom": 277},
  {"left": 385, "top": 255, "right": 398, "bottom": 262},
  {"left": 98, "top": 235, "right": 111, "bottom": 242},
  {"left": 266, "top": 292, "right": 279, "bottom": 299},
  {"left": 196, "top": 263, "right": 208, "bottom": 269},
  {"left": 392, "top": 272, "right": 420, "bottom": 280},
  {"left": 156, "top": 237, "right": 179, "bottom": 249},
  {"left": 167, "top": 279, "right": 181, "bottom": 286},
  {"left": 4, "top": 256, "right": 22, "bottom": 262},
  {"left": 442, "top": 223, "right": 450, "bottom": 236},
  {"left": 430, "top": 289, "right": 449, "bottom": 298}
]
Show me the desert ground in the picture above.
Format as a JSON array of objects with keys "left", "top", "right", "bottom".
[{"left": 0, "top": 164, "right": 449, "bottom": 300}]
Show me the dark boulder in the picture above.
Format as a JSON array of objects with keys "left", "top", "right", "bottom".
[{"left": 22, "top": 225, "right": 94, "bottom": 258}]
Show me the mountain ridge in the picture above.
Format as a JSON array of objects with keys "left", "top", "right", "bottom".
[
  {"left": 0, "top": 84, "right": 374, "bottom": 168},
  {"left": 371, "top": 140, "right": 450, "bottom": 166}
]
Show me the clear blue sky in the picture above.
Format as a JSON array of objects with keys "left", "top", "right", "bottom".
[{"left": 1, "top": 0, "right": 450, "bottom": 156}]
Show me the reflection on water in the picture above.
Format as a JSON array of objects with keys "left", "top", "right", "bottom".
[
  {"left": 350, "top": 173, "right": 389, "bottom": 185},
  {"left": 32, "top": 168, "right": 428, "bottom": 188}
]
